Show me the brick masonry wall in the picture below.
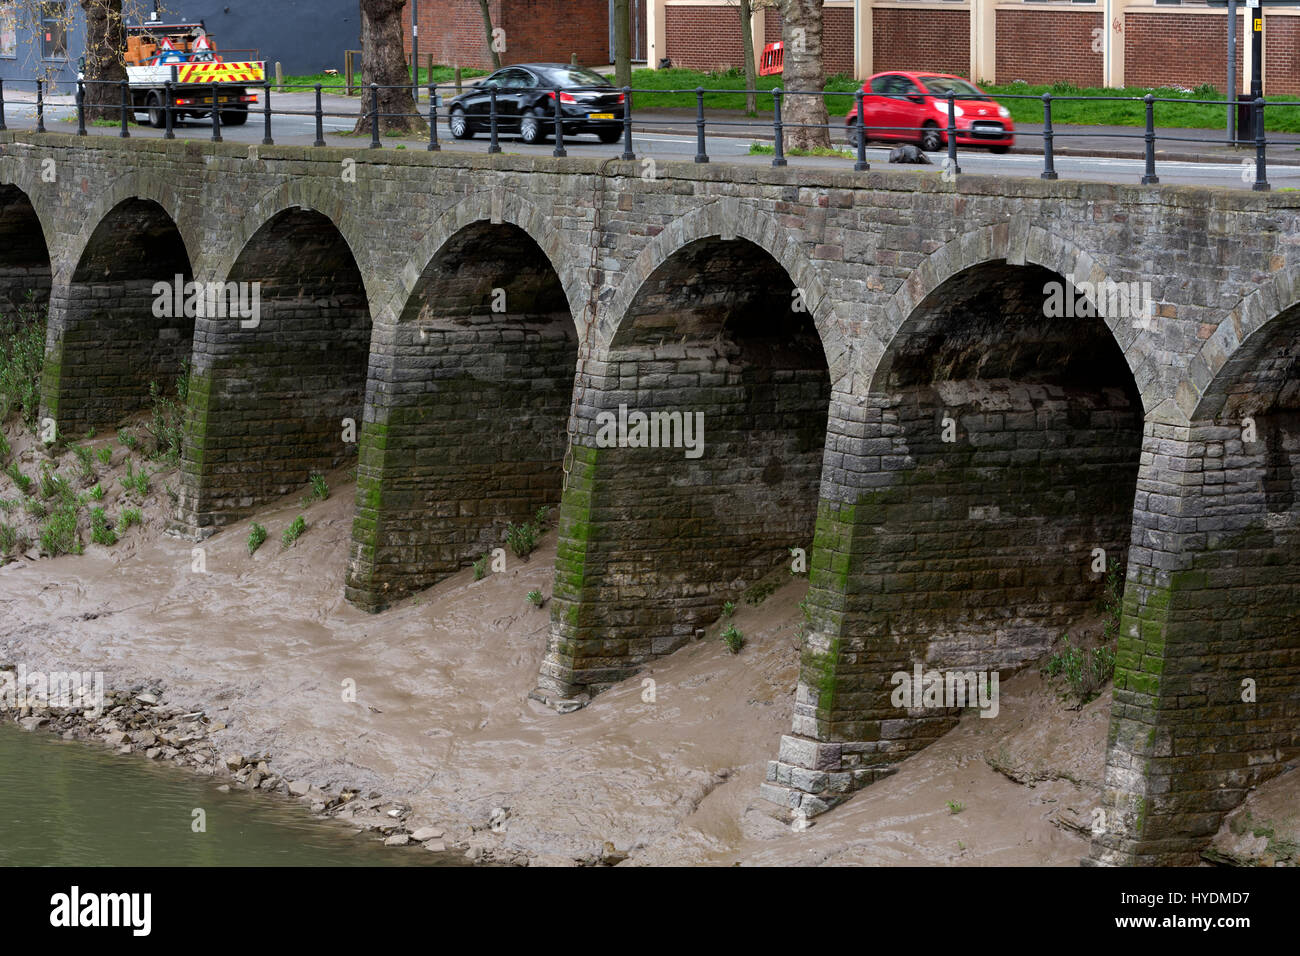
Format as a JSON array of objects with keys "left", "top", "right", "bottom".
[
  {"left": 873, "top": 8, "right": 970, "bottom": 78},
  {"left": 665, "top": 5, "right": 746, "bottom": 73},
  {"left": 996, "top": 9, "right": 1102, "bottom": 87},
  {"left": 1126, "top": 13, "right": 1300, "bottom": 97},
  {"left": 346, "top": 223, "right": 577, "bottom": 612},
  {"left": 408, "top": 0, "right": 610, "bottom": 70},
  {"left": 44, "top": 198, "right": 193, "bottom": 433},
  {"left": 5, "top": 134, "right": 1300, "bottom": 864}
]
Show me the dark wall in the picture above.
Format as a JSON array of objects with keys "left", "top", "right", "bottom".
[{"left": 187, "top": 1, "right": 360, "bottom": 74}]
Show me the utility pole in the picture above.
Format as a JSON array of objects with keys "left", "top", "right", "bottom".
[
  {"left": 1228, "top": 0, "right": 1237, "bottom": 143},
  {"left": 411, "top": 0, "right": 420, "bottom": 101},
  {"left": 1249, "top": 0, "right": 1263, "bottom": 99}
]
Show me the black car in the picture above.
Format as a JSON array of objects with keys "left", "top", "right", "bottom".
[{"left": 447, "top": 64, "right": 625, "bottom": 145}]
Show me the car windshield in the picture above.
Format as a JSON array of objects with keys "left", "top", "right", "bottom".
[
  {"left": 918, "top": 76, "right": 988, "bottom": 100},
  {"left": 538, "top": 66, "right": 612, "bottom": 88}
]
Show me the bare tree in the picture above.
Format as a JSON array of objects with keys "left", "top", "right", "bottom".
[
  {"left": 613, "top": 0, "right": 630, "bottom": 87},
  {"left": 80, "top": 0, "right": 126, "bottom": 121},
  {"left": 477, "top": 0, "right": 501, "bottom": 70},
  {"left": 353, "top": 0, "right": 426, "bottom": 135},
  {"left": 777, "top": 0, "right": 828, "bottom": 149}
]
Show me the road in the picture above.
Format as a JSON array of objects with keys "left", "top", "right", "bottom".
[{"left": 4, "top": 92, "right": 1297, "bottom": 191}]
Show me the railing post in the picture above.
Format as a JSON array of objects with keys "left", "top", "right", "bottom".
[
  {"left": 314, "top": 83, "right": 325, "bottom": 147},
  {"left": 35, "top": 78, "right": 45, "bottom": 133},
  {"left": 694, "top": 86, "right": 708, "bottom": 163},
  {"left": 120, "top": 80, "right": 132, "bottom": 138},
  {"left": 488, "top": 85, "right": 501, "bottom": 154},
  {"left": 1253, "top": 96, "right": 1270, "bottom": 192},
  {"left": 772, "top": 87, "right": 787, "bottom": 168},
  {"left": 1040, "top": 92, "right": 1057, "bottom": 181},
  {"left": 620, "top": 85, "right": 635, "bottom": 161},
  {"left": 0, "top": 78, "right": 7, "bottom": 131},
  {"left": 262, "top": 80, "right": 273, "bottom": 146},
  {"left": 210, "top": 84, "right": 222, "bottom": 142},
  {"left": 369, "top": 83, "right": 381, "bottom": 149},
  {"left": 854, "top": 89, "right": 868, "bottom": 171},
  {"left": 163, "top": 80, "right": 175, "bottom": 139},
  {"left": 946, "top": 89, "right": 960, "bottom": 176},
  {"left": 427, "top": 83, "right": 440, "bottom": 151},
  {"left": 1140, "top": 93, "right": 1159, "bottom": 185},
  {"left": 553, "top": 86, "right": 566, "bottom": 157},
  {"left": 76, "top": 80, "right": 87, "bottom": 136}
]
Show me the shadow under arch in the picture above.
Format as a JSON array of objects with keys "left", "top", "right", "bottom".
[
  {"left": 43, "top": 196, "right": 194, "bottom": 432},
  {"left": 0, "top": 184, "right": 53, "bottom": 316},
  {"left": 176, "top": 206, "right": 371, "bottom": 530},
  {"left": 533, "top": 233, "right": 832, "bottom": 702},
  {"left": 346, "top": 218, "right": 578, "bottom": 611}
]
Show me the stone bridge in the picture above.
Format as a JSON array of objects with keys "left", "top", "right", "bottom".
[{"left": 1, "top": 132, "right": 1297, "bottom": 866}]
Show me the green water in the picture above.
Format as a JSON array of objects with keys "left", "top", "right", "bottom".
[{"left": 0, "top": 722, "right": 463, "bottom": 867}]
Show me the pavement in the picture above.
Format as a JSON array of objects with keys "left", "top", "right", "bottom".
[{"left": 3, "top": 88, "right": 1297, "bottom": 190}]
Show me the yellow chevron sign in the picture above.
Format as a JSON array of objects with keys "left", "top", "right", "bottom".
[{"left": 177, "top": 61, "right": 265, "bottom": 84}]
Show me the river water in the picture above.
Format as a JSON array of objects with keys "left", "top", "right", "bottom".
[{"left": 0, "top": 722, "right": 463, "bottom": 866}]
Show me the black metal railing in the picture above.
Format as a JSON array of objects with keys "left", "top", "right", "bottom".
[{"left": 2, "top": 75, "right": 1296, "bottom": 192}]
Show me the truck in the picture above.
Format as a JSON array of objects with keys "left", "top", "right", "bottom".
[{"left": 121, "top": 19, "right": 265, "bottom": 128}]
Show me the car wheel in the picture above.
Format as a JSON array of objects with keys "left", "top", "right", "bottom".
[
  {"left": 597, "top": 126, "right": 621, "bottom": 144},
  {"left": 450, "top": 107, "right": 472, "bottom": 140},
  {"left": 920, "top": 124, "right": 943, "bottom": 153},
  {"left": 990, "top": 145, "right": 1010, "bottom": 155},
  {"left": 846, "top": 124, "right": 862, "bottom": 150},
  {"left": 147, "top": 92, "right": 166, "bottom": 129},
  {"left": 220, "top": 106, "right": 249, "bottom": 127},
  {"left": 520, "top": 110, "right": 546, "bottom": 145}
]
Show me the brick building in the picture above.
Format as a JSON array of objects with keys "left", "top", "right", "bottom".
[
  {"left": 405, "top": 1, "right": 646, "bottom": 70},
  {"left": 652, "top": 1, "right": 1300, "bottom": 96}
]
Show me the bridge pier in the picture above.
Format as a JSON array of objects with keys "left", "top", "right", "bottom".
[{"left": 1092, "top": 314, "right": 1300, "bottom": 865}]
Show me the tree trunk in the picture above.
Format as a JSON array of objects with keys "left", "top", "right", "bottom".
[
  {"left": 777, "top": 0, "right": 828, "bottom": 149},
  {"left": 477, "top": 0, "right": 501, "bottom": 70},
  {"left": 354, "top": 0, "right": 426, "bottom": 135},
  {"left": 613, "top": 0, "right": 631, "bottom": 88},
  {"left": 80, "top": 0, "right": 126, "bottom": 122},
  {"left": 739, "top": 0, "right": 756, "bottom": 115}
]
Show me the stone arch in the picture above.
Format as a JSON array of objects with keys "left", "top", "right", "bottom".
[
  {"left": 60, "top": 171, "right": 199, "bottom": 282},
  {"left": 533, "top": 231, "right": 832, "bottom": 703},
  {"left": 764, "top": 222, "right": 1151, "bottom": 818},
  {"left": 175, "top": 202, "right": 372, "bottom": 532},
  {"left": 346, "top": 215, "right": 579, "bottom": 611},
  {"left": 207, "top": 179, "right": 378, "bottom": 311},
  {"left": 601, "top": 197, "right": 847, "bottom": 382},
  {"left": 383, "top": 188, "right": 588, "bottom": 333},
  {"left": 870, "top": 218, "right": 1158, "bottom": 412},
  {"left": 42, "top": 195, "right": 195, "bottom": 432}
]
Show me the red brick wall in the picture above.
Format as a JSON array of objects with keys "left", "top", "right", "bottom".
[
  {"left": 996, "top": 9, "right": 1102, "bottom": 87},
  {"left": 1265, "top": 14, "right": 1300, "bottom": 96},
  {"left": 763, "top": 7, "right": 855, "bottom": 78},
  {"left": 1125, "top": 12, "right": 1241, "bottom": 93},
  {"left": 406, "top": 0, "right": 610, "bottom": 70},
  {"left": 665, "top": 5, "right": 746, "bottom": 72},
  {"left": 872, "top": 8, "right": 969, "bottom": 77}
]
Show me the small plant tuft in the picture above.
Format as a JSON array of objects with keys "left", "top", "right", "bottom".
[
  {"left": 947, "top": 800, "right": 965, "bottom": 815},
  {"left": 281, "top": 515, "right": 307, "bottom": 549},
  {"left": 472, "top": 555, "right": 488, "bottom": 581},
  {"left": 505, "top": 519, "right": 540, "bottom": 559},
  {"left": 89, "top": 507, "right": 117, "bottom": 546},
  {"left": 248, "top": 522, "right": 268, "bottom": 556},
  {"left": 120, "top": 507, "right": 143, "bottom": 529},
  {"left": 722, "top": 624, "right": 745, "bottom": 655},
  {"left": 527, "top": 588, "right": 544, "bottom": 607}
]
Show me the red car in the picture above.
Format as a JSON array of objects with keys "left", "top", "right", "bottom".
[{"left": 845, "top": 72, "right": 1014, "bottom": 154}]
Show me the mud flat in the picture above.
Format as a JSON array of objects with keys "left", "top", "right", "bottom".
[{"left": 1, "top": 465, "right": 1293, "bottom": 865}]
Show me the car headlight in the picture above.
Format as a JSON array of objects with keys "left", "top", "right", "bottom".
[
  {"left": 933, "top": 101, "right": 963, "bottom": 118},
  {"left": 998, "top": 105, "right": 1011, "bottom": 118}
]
